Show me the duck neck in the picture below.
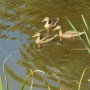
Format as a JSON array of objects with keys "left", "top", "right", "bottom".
[
  {"left": 46, "top": 20, "right": 49, "bottom": 25},
  {"left": 36, "top": 36, "right": 40, "bottom": 43},
  {"left": 36, "top": 34, "right": 43, "bottom": 41},
  {"left": 59, "top": 30, "right": 63, "bottom": 37}
]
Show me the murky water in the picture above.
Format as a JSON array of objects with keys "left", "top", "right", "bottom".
[{"left": 0, "top": 0, "right": 90, "bottom": 90}]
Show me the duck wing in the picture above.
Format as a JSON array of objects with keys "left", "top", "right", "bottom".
[
  {"left": 49, "top": 18, "right": 59, "bottom": 26},
  {"left": 45, "top": 34, "right": 58, "bottom": 42},
  {"left": 40, "top": 34, "right": 58, "bottom": 44},
  {"left": 41, "top": 35, "right": 51, "bottom": 41},
  {"left": 78, "top": 32, "right": 85, "bottom": 35},
  {"left": 64, "top": 31, "right": 85, "bottom": 36},
  {"left": 64, "top": 31, "right": 76, "bottom": 35}
]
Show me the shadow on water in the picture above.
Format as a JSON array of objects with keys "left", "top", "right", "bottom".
[{"left": 0, "top": 0, "right": 90, "bottom": 90}]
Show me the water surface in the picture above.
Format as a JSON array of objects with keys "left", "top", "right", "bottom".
[{"left": 0, "top": 0, "right": 90, "bottom": 90}]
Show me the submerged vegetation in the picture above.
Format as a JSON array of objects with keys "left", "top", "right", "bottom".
[{"left": 66, "top": 15, "right": 90, "bottom": 54}]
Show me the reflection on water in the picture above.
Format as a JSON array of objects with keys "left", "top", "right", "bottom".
[{"left": 0, "top": 0, "right": 90, "bottom": 90}]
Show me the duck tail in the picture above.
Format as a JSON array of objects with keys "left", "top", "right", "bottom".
[
  {"left": 54, "top": 34, "right": 58, "bottom": 38},
  {"left": 47, "top": 34, "right": 58, "bottom": 42},
  {"left": 79, "top": 32, "right": 85, "bottom": 35},
  {"left": 55, "top": 18, "right": 59, "bottom": 24}
]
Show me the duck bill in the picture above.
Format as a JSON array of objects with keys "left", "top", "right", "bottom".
[
  {"left": 32, "top": 34, "right": 37, "bottom": 37},
  {"left": 53, "top": 28, "right": 58, "bottom": 31},
  {"left": 41, "top": 19, "right": 45, "bottom": 22},
  {"left": 56, "top": 18, "right": 59, "bottom": 21},
  {"left": 32, "top": 33, "right": 40, "bottom": 37},
  {"left": 53, "top": 25, "right": 62, "bottom": 31},
  {"left": 32, "top": 35, "right": 36, "bottom": 37}
]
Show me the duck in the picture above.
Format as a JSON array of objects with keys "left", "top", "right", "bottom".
[
  {"left": 32, "top": 32, "right": 58, "bottom": 48},
  {"left": 53, "top": 25, "right": 85, "bottom": 41},
  {"left": 41, "top": 17, "right": 59, "bottom": 34}
]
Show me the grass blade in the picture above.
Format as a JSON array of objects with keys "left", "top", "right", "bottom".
[
  {"left": 3, "top": 55, "right": 11, "bottom": 90},
  {"left": 21, "top": 72, "right": 32, "bottom": 90},
  {"left": 0, "top": 76, "right": 3, "bottom": 90},
  {"left": 30, "top": 69, "right": 33, "bottom": 90},
  {"left": 82, "top": 27, "right": 90, "bottom": 46},
  {"left": 47, "top": 85, "right": 51, "bottom": 90},
  {"left": 78, "top": 67, "right": 90, "bottom": 90},
  {"left": 82, "top": 15, "right": 89, "bottom": 32}
]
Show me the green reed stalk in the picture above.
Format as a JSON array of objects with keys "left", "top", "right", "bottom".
[
  {"left": 82, "top": 27, "right": 90, "bottom": 46},
  {"left": 0, "top": 76, "right": 3, "bottom": 90},
  {"left": 82, "top": 15, "right": 90, "bottom": 46},
  {"left": 78, "top": 67, "right": 90, "bottom": 90},
  {"left": 82, "top": 15, "right": 89, "bottom": 32},
  {"left": 20, "top": 72, "right": 32, "bottom": 90}
]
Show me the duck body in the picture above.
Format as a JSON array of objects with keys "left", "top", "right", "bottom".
[
  {"left": 41, "top": 17, "right": 59, "bottom": 33},
  {"left": 53, "top": 25, "right": 85, "bottom": 41},
  {"left": 59, "top": 30, "right": 83, "bottom": 40},
  {"left": 64, "top": 31, "right": 84, "bottom": 36},
  {"left": 32, "top": 32, "right": 58, "bottom": 48}
]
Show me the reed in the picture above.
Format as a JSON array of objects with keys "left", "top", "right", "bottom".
[
  {"left": 66, "top": 15, "right": 90, "bottom": 54},
  {"left": 82, "top": 15, "right": 90, "bottom": 46},
  {"left": 78, "top": 67, "right": 90, "bottom": 90}
]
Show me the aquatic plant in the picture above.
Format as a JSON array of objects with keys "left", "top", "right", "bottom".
[
  {"left": 66, "top": 15, "right": 90, "bottom": 54},
  {"left": 20, "top": 68, "right": 62, "bottom": 90}
]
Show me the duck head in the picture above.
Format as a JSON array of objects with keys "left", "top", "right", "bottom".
[
  {"left": 53, "top": 25, "right": 62, "bottom": 31},
  {"left": 41, "top": 17, "right": 49, "bottom": 22},
  {"left": 32, "top": 32, "right": 41, "bottom": 37}
]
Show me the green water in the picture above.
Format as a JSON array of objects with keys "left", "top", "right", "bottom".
[{"left": 0, "top": 0, "right": 90, "bottom": 90}]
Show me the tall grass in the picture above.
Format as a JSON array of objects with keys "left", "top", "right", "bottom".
[{"left": 66, "top": 15, "right": 90, "bottom": 54}]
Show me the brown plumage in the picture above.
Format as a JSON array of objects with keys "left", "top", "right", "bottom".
[
  {"left": 41, "top": 17, "right": 59, "bottom": 33},
  {"left": 32, "top": 32, "right": 58, "bottom": 48}
]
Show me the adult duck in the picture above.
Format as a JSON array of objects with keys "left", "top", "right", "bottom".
[
  {"left": 53, "top": 25, "right": 85, "bottom": 41},
  {"left": 32, "top": 32, "right": 58, "bottom": 48},
  {"left": 41, "top": 17, "right": 59, "bottom": 33}
]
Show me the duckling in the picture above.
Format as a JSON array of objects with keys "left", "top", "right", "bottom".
[
  {"left": 41, "top": 17, "right": 59, "bottom": 34},
  {"left": 53, "top": 25, "right": 85, "bottom": 41},
  {"left": 32, "top": 32, "right": 58, "bottom": 48}
]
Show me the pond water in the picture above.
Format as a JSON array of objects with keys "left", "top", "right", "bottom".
[{"left": 0, "top": 0, "right": 90, "bottom": 90}]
